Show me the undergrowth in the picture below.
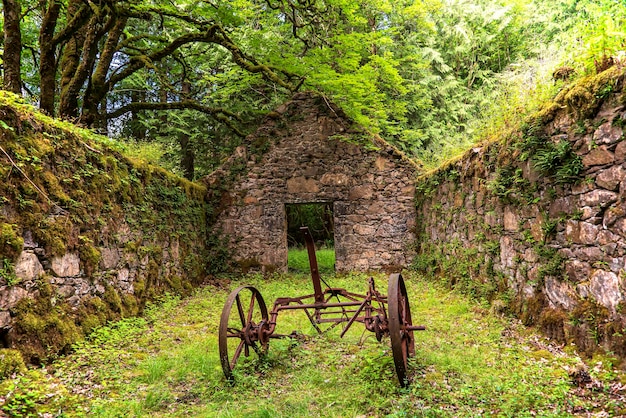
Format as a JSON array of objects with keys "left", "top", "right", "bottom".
[{"left": 1, "top": 273, "right": 624, "bottom": 417}]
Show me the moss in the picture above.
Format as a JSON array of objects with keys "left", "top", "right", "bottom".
[
  {"left": 103, "top": 285, "right": 123, "bottom": 317},
  {"left": 78, "top": 238, "right": 101, "bottom": 277},
  {"left": 34, "top": 216, "right": 72, "bottom": 257},
  {"left": 567, "top": 300, "right": 611, "bottom": 357},
  {"left": 121, "top": 293, "right": 139, "bottom": 316},
  {"left": 554, "top": 66, "right": 625, "bottom": 120},
  {"left": 511, "top": 292, "right": 547, "bottom": 327},
  {"left": 0, "top": 349, "right": 26, "bottom": 380},
  {"left": 74, "top": 296, "right": 110, "bottom": 334},
  {"left": 538, "top": 308, "right": 567, "bottom": 344},
  {"left": 166, "top": 275, "right": 184, "bottom": 293},
  {"left": 0, "top": 223, "right": 23, "bottom": 260},
  {"left": 11, "top": 284, "right": 83, "bottom": 364},
  {"left": 562, "top": 82, "right": 597, "bottom": 119}
]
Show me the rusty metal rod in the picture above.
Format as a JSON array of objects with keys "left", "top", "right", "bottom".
[{"left": 274, "top": 301, "right": 368, "bottom": 310}]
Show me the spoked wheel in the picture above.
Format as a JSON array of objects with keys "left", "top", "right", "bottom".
[
  {"left": 388, "top": 273, "right": 415, "bottom": 387},
  {"left": 219, "top": 285, "right": 270, "bottom": 382}
]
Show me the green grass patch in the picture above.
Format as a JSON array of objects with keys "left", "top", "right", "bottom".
[
  {"left": 288, "top": 247, "right": 335, "bottom": 274},
  {"left": 1, "top": 273, "right": 624, "bottom": 417}
]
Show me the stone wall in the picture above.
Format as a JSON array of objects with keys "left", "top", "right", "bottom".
[
  {"left": 0, "top": 100, "right": 209, "bottom": 362},
  {"left": 205, "top": 92, "right": 418, "bottom": 273},
  {"left": 414, "top": 67, "right": 626, "bottom": 357}
]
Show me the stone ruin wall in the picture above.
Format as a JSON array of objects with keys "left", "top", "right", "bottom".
[
  {"left": 206, "top": 93, "right": 418, "bottom": 273},
  {"left": 0, "top": 104, "right": 208, "bottom": 357},
  {"left": 414, "top": 76, "right": 626, "bottom": 357}
]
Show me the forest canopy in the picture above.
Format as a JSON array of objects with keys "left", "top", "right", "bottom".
[{"left": 1, "top": 0, "right": 624, "bottom": 178}]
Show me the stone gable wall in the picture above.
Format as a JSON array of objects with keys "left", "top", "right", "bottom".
[
  {"left": 205, "top": 93, "right": 418, "bottom": 273},
  {"left": 414, "top": 70, "right": 626, "bottom": 357}
]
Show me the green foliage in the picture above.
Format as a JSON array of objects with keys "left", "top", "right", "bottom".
[
  {"left": 487, "top": 166, "right": 531, "bottom": 203},
  {"left": 533, "top": 140, "right": 583, "bottom": 184},
  {"left": 517, "top": 121, "right": 584, "bottom": 184},
  {"left": 286, "top": 203, "right": 334, "bottom": 247}
]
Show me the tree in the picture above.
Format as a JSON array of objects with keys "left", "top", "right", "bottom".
[{"left": 2, "top": 0, "right": 21, "bottom": 94}]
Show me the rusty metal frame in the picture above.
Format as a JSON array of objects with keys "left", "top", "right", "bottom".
[{"left": 219, "top": 226, "right": 425, "bottom": 386}]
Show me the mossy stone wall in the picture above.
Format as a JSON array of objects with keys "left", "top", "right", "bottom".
[
  {"left": 0, "top": 96, "right": 209, "bottom": 363},
  {"left": 414, "top": 67, "right": 626, "bottom": 359}
]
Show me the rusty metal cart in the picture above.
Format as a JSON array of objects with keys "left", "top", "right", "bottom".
[{"left": 219, "top": 227, "right": 425, "bottom": 387}]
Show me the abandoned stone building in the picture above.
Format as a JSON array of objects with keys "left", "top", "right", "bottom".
[{"left": 204, "top": 92, "right": 420, "bottom": 273}]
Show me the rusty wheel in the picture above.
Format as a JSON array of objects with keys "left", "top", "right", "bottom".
[
  {"left": 219, "top": 285, "right": 269, "bottom": 382},
  {"left": 388, "top": 273, "right": 415, "bottom": 387}
]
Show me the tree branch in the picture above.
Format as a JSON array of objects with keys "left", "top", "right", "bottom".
[{"left": 105, "top": 100, "right": 245, "bottom": 137}]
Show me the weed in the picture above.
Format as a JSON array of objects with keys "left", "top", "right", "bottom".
[{"left": 0, "top": 259, "right": 19, "bottom": 286}]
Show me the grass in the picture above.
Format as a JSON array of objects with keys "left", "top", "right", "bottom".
[
  {"left": 1, "top": 272, "right": 625, "bottom": 417},
  {"left": 288, "top": 247, "right": 335, "bottom": 274}
]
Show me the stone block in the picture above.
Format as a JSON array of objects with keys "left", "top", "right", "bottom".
[
  {"left": 615, "top": 140, "right": 626, "bottom": 162},
  {"left": 287, "top": 176, "right": 321, "bottom": 193},
  {"left": 14, "top": 251, "right": 43, "bottom": 281},
  {"left": 610, "top": 218, "right": 626, "bottom": 239},
  {"left": 100, "top": 247, "right": 121, "bottom": 270},
  {"left": 572, "top": 181, "right": 595, "bottom": 195},
  {"left": 375, "top": 156, "right": 388, "bottom": 171},
  {"left": 593, "top": 121, "right": 623, "bottom": 145},
  {"left": 349, "top": 185, "right": 373, "bottom": 200},
  {"left": 0, "top": 286, "right": 28, "bottom": 310},
  {"left": 579, "top": 189, "right": 618, "bottom": 208},
  {"left": 319, "top": 173, "right": 348, "bottom": 188},
  {"left": 51, "top": 253, "right": 81, "bottom": 277},
  {"left": 0, "top": 310, "right": 10, "bottom": 328},
  {"left": 596, "top": 165, "right": 626, "bottom": 191},
  {"left": 579, "top": 222, "right": 600, "bottom": 245},
  {"left": 589, "top": 270, "right": 624, "bottom": 314},
  {"left": 565, "top": 260, "right": 591, "bottom": 283},
  {"left": 503, "top": 206, "right": 518, "bottom": 231},
  {"left": 549, "top": 196, "right": 578, "bottom": 217},
  {"left": 582, "top": 146, "right": 614, "bottom": 167},
  {"left": 354, "top": 224, "right": 376, "bottom": 235},
  {"left": 544, "top": 277, "right": 577, "bottom": 310},
  {"left": 499, "top": 236, "right": 516, "bottom": 269},
  {"left": 22, "top": 230, "right": 38, "bottom": 249},
  {"left": 576, "top": 246, "right": 605, "bottom": 261}
]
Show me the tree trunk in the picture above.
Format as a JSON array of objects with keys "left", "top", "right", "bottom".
[
  {"left": 38, "top": 0, "right": 62, "bottom": 115},
  {"left": 2, "top": 0, "right": 22, "bottom": 94},
  {"left": 80, "top": 15, "right": 127, "bottom": 127},
  {"left": 179, "top": 81, "right": 195, "bottom": 180},
  {"left": 130, "top": 89, "right": 147, "bottom": 140},
  {"left": 58, "top": 0, "right": 86, "bottom": 119}
]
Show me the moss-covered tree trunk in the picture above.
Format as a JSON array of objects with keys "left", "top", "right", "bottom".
[
  {"left": 58, "top": 0, "right": 87, "bottom": 119},
  {"left": 79, "top": 15, "right": 127, "bottom": 127},
  {"left": 38, "top": 0, "right": 62, "bottom": 115},
  {"left": 2, "top": 0, "right": 22, "bottom": 95}
]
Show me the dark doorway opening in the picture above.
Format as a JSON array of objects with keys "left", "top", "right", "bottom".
[{"left": 286, "top": 203, "right": 335, "bottom": 273}]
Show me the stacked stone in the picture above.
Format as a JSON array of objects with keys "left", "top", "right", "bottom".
[{"left": 1, "top": 222, "right": 184, "bottom": 330}]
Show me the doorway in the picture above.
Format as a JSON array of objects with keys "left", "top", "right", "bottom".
[{"left": 285, "top": 202, "right": 335, "bottom": 273}]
